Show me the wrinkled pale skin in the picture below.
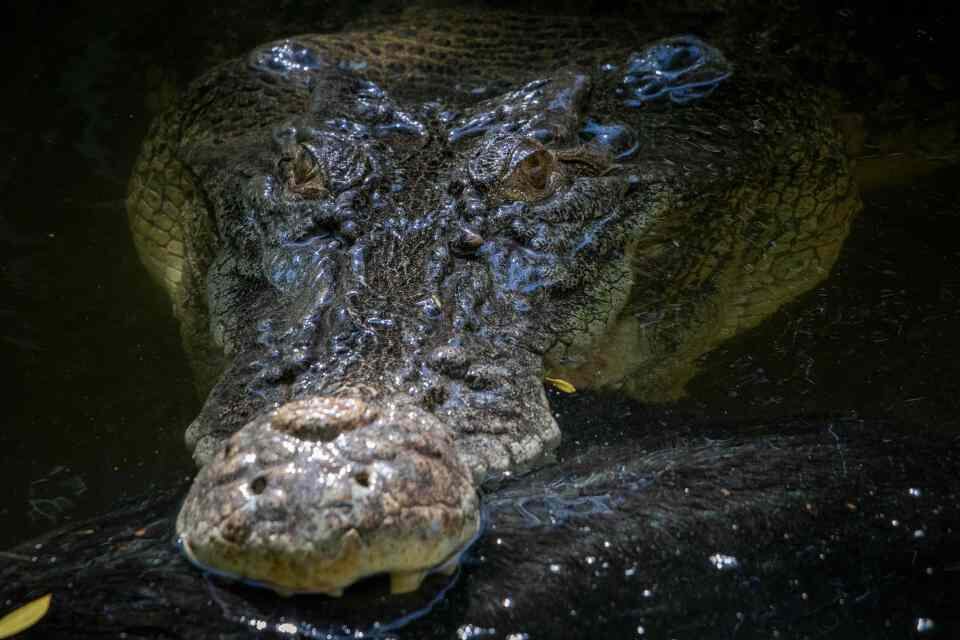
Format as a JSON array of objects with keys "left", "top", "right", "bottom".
[
  {"left": 177, "top": 396, "right": 480, "bottom": 595},
  {"left": 129, "top": 11, "right": 860, "bottom": 594}
]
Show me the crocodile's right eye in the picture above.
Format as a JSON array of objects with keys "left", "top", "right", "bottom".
[
  {"left": 279, "top": 144, "right": 328, "bottom": 197},
  {"left": 501, "top": 139, "right": 559, "bottom": 202},
  {"left": 516, "top": 147, "right": 552, "bottom": 191}
]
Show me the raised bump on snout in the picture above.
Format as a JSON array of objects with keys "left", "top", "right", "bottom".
[
  {"left": 426, "top": 345, "right": 471, "bottom": 378},
  {"left": 463, "top": 363, "right": 510, "bottom": 391},
  {"left": 269, "top": 396, "right": 380, "bottom": 441},
  {"left": 451, "top": 226, "right": 485, "bottom": 255}
]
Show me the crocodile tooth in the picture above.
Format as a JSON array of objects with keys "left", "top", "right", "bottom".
[{"left": 390, "top": 569, "right": 427, "bottom": 594}]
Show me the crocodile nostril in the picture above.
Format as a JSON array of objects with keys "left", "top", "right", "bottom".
[
  {"left": 250, "top": 475, "right": 268, "bottom": 495},
  {"left": 426, "top": 345, "right": 470, "bottom": 378},
  {"left": 354, "top": 471, "right": 370, "bottom": 488}
]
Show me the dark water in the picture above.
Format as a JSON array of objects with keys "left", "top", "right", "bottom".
[
  {"left": 682, "top": 168, "right": 960, "bottom": 430},
  {"left": 2, "top": 1, "right": 960, "bottom": 637}
]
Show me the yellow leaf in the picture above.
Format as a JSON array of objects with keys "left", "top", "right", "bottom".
[
  {"left": 545, "top": 377, "right": 576, "bottom": 394},
  {"left": 0, "top": 593, "right": 52, "bottom": 639}
]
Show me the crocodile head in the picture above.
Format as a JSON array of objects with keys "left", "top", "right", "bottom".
[
  {"left": 174, "top": 57, "right": 657, "bottom": 593},
  {"left": 156, "top": 30, "right": 854, "bottom": 595}
]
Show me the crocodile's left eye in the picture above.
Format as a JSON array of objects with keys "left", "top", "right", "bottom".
[
  {"left": 279, "top": 144, "right": 328, "bottom": 197},
  {"left": 518, "top": 148, "right": 551, "bottom": 190},
  {"left": 503, "top": 140, "right": 558, "bottom": 202}
]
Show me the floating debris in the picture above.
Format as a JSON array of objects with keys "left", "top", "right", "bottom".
[
  {"left": 0, "top": 593, "right": 52, "bottom": 639},
  {"left": 545, "top": 377, "right": 577, "bottom": 393}
]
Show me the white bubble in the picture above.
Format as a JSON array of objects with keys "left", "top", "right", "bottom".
[{"left": 709, "top": 553, "right": 739, "bottom": 570}]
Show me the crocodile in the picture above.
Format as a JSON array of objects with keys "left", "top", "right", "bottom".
[{"left": 126, "top": 10, "right": 859, "bottom": 596}]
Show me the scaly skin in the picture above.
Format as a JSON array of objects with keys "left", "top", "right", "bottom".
[
  {"left": 127, "top": 10, "right": 860, "bottom": 595},
  {"left": 176, "top": 395, "right": 479, "bottom": 595}
]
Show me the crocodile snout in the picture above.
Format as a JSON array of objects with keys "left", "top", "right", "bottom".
[{"left": 176, "top": 393, "right": 481, "bottom": 596}]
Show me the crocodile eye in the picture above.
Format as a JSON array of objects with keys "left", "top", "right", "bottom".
[
  {"left": 292, "top": 146, "right": 318, "bottom": 183},
  {"left": 280, "top": 144, "right": 327, "bottom": 197},
  {"left": 518, "top": 148, "right": 551, "bottom": 190},
  {"left": 502, "top": 140, "right": 558, "bottom": 202}
]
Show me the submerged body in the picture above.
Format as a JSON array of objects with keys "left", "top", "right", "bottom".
[{"left": 127, "top": 10, "right": 859, "bottom": 594}]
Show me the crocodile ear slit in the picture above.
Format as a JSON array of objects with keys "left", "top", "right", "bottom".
[{"left": 618, "top": 35, "right": 732, "bottom": 107}]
